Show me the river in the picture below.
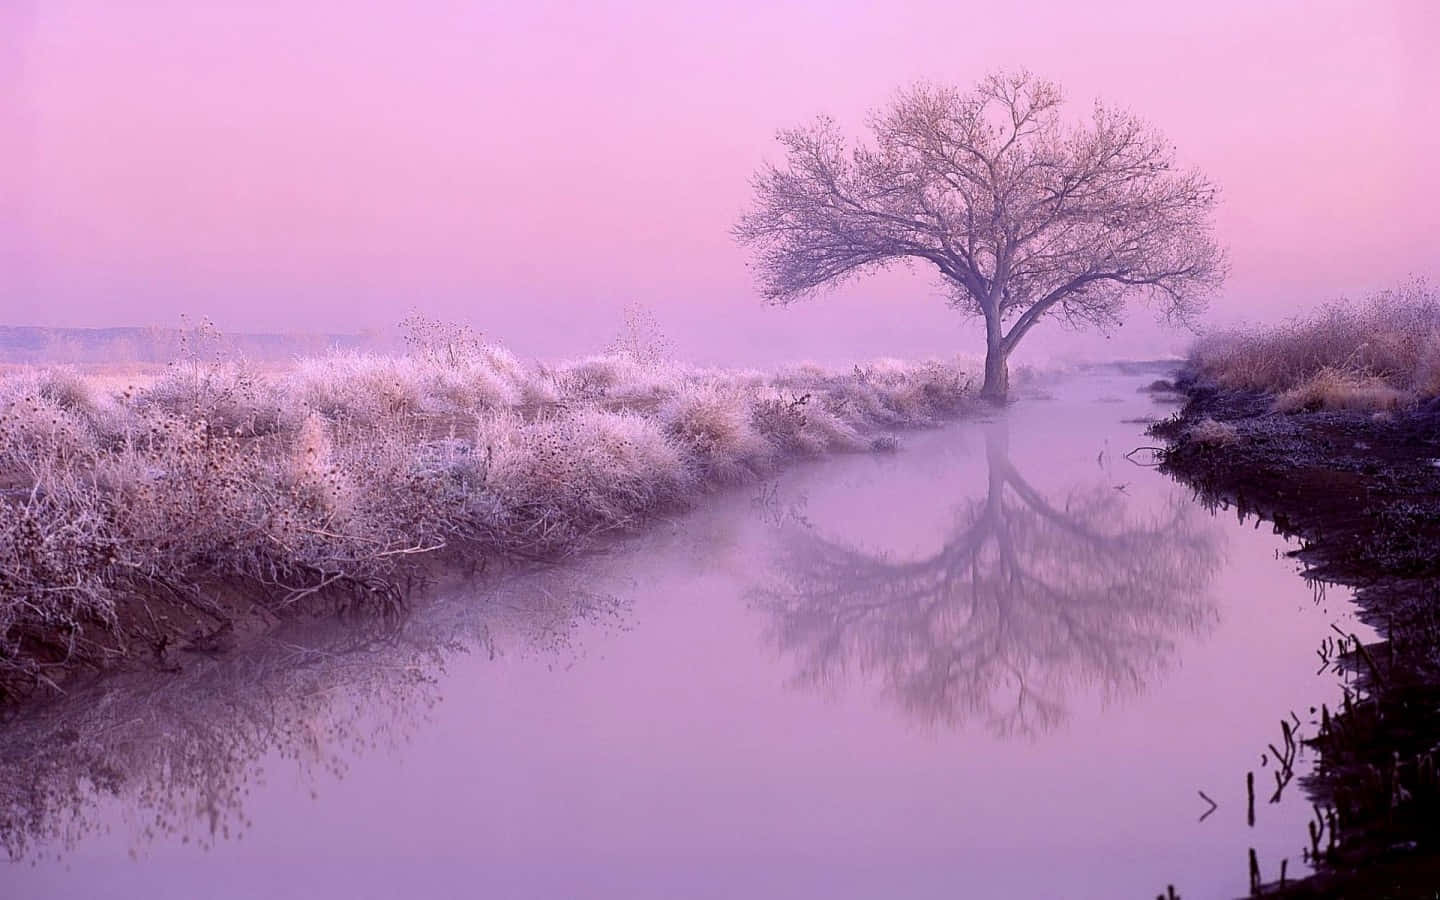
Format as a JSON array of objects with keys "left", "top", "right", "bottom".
[{"left": 1, "top": 365, "right": 1372, "bottom": 899}]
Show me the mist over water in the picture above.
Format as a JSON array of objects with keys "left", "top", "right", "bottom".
[
  {"left": 4, "top": 367, "right": 1374, "bottom": 898},
  {"left": 3, "top": 3, "right": 1432, "bottom": 895}
]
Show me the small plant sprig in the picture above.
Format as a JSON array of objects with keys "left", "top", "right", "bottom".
[
  {"left": 399, "top": 312, "right": 485, "bottom": 368},
  {"left": 606, "top": 302, "right": 673, "bottom": 365}
]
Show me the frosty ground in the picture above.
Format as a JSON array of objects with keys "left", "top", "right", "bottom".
[{"left": 0, "top": 344, "right": 980, "bottom": 701}]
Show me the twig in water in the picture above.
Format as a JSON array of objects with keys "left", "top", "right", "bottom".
[
  {"left": 1247, "top": 771, "right": 1256, "bottom": 826},
  {"left": 1197, "top": 790, "right": 1218, "bottom": 823},
  {"left": 1124, "top": 446, "right": 1167, "bottom": 467}
]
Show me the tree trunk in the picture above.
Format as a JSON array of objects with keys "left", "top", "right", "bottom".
[{"left": 980, "top": 315, "right": 1009, "bottom": 404}]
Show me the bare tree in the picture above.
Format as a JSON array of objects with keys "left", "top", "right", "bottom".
[
  {"left": 735, "top": 70, "right": 1226, "bottom": 401},
  {"left": 751, "top": 422, "right": 1222, "bottom": 737}
]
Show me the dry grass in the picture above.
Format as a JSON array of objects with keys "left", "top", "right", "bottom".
[
  {"left": 1189, "top": 279, "right": 1440, "bottom": 413},
  {"left": 1186, "top": 417, "right": 1239, "bottom": 447},
  {"left": 0, "top": 345, "right": 978, "bottom": 699},
  {"left": 1271, "top": 368, "right": 1408, "bottom": 414}
]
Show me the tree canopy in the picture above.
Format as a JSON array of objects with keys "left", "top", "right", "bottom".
[{"left": 736, "top": 71, "right": 1227, "bottom": 399}]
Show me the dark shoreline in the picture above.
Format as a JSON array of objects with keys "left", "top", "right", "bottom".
[{"left": 1152, "top": 372, "right": 1440, "bottom": 898}]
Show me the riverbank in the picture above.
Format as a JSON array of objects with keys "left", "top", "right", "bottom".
[
  {"left": 1152, "top": 370, "right": 1440, "bottom": 898},
  {"left": 8, "top": 364, "right": 1325, "bottom": 897},
  {"left": 0, "top": 347, "right": 980, "bottom": 703}
]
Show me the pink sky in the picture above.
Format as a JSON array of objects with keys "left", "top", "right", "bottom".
[{"left": 4, "top": 0, "right": 1437, "bottom": 363}]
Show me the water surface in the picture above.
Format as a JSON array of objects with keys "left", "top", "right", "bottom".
[{"left": 3, "top": 367, "right": 1371, "bottom": 899}]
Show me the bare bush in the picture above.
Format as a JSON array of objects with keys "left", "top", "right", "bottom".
[
  {"left": 399, "top": 311, "right": 486, "bottom": 367},
  {"left": 606, "top": 301, "right": 673, "bottom": 365}
]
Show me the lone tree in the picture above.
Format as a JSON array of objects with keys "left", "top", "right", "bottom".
[{"left": 735, "top": 71, "right": 1226, "bottom": 401}]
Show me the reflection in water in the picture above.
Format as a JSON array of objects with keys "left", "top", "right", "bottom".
[
  {"left": 752, "top": 421, "right": 1224, "bottom": 736},
  {"left": 0, "top": 571, "right": 627, "bottom": 863},
  {"left": 1, "top": 414, "right": 1228, "bottom": 869}
]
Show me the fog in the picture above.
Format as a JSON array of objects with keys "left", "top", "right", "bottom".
[
  {"left": 3, "top": 366, "right": 1368, "bottom": 898},
  {"left": 4, "top": 0, "right": 1436, "bottom": 366}
]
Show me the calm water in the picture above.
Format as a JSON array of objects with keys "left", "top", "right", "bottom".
[{"left": 3, "top": 367, "right": 1371, "bottom": 899}]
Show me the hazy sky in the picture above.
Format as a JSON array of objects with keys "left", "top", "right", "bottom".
[{"left": 4, "top": 0, "right": 1437, "bottom": 364}]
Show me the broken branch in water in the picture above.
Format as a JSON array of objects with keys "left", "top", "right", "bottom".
[
  {"left": 1124, "top": 446, "right": 1168, "bottom": 467},
  {"left": 1197, "top": 790, "right": 1218, "bottom": 822}
]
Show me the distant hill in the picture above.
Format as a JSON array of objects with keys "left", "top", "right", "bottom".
[{"left": 0, "top": 326, "right": 380, "bottom": 364}]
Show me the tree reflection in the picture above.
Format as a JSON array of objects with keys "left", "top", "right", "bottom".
[
  {"left": 752, "top": 421, "right": 1224, "bottom": 737},
  {"left": 0, "top": 568, "right": 626, "bottom": 863},
  {"left": 0, "top": 423, "right": 1228, "bottom": 864}
]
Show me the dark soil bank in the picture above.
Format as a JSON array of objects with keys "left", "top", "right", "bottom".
[{"left": 1153, "top": 373, "right": 1440, "bottom": 899}]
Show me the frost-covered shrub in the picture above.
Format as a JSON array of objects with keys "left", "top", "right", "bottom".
[
  {"left": 0, "top": 345, "right": 979, "bottom": 699},
  {"left": 0, "top": 483, "right": 122, "bottom": 694},
  {"left": 291, "top": 354, "right": 424, "bottom": 423},
  {"left": 481, "top": 409, "right": 692, "bottom": 552},
  {"left": 31, "top": 367, "right": 96, "bottom": 412},
  {"left": 0, "top": 389, "right": 100, "bottom": 476},
  {"left": 419, "top": 361, "right": 520, "bottom": 414},
  {"left": 801, "top": 403, "right": 867, "bottom": 452},
  {"left": 144, "top": 359, "right": 294, "bottom": 435},
  {"left": 824, "top": 377, "right": 904, "bottom": 428},
  {"left": 750, "top": 394, "right": 813, "bottom": 453},
  {"left": 661, "top": 382, "right": 771, "bottom": 479},
  {"left": 1186, "top": 417, "right": 1239, "bottom": 447},
  {"left": 288, "top": 413, "right": 355, "bottom": 519},
  {"left": 557, "top": 354, "right": 677, "bottom": 404}
]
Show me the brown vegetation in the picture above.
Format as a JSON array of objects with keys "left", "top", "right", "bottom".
[{"left": 1189, "top": 279, "right": 1439, "bottom": 412}]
